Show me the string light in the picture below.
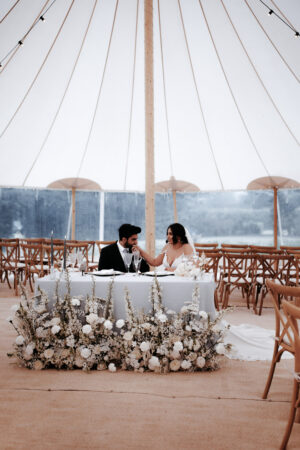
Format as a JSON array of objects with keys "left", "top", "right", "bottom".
[
  {"left": 0, "top": 0, "right": 57, "bottom": 70},
  {"left": 258, "top": 0, "right": 300, "bottom": 38}
]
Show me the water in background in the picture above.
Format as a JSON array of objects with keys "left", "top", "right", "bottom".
[{"left": 0, "top": 188, "right": 299, "bottom": 253}]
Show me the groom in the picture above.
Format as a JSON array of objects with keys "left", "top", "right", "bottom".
[{"left": 98, "top": 223, "right": 149, "bottom": 273}]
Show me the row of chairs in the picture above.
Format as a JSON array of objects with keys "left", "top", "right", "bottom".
[
  {"left": 193, "top": 246, "right": 300, "bottom": 314},
  {"left": 0, "top": 239, "right": 114, "bottom": 293}
]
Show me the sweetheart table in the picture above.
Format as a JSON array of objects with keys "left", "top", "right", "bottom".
[{"left": 35, "top": 272, "right": 216, "bottom": 320}]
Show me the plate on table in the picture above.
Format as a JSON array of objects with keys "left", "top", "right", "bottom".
[
  {"left": 89, "top": 270, "right": 124, "bottom": 277},
  {"left": 143, "top": 271, "right": 175, "bottom": 277}
]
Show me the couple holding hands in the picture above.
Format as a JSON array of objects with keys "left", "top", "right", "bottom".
[{"left": 98, "top": 222, "right": 194, "bottom": 273}]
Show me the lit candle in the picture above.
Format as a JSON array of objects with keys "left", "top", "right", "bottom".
[
  {"left": 63, "top": 235, "right": 66, "bottom": 270},
  {"left": 50, "top": 231, "right": 54, "bottom": 267}
]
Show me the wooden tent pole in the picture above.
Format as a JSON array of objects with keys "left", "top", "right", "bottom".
[
  {"left": 273, "top": 187, "right": 278, "bottom": 249},
  {"left": 172, "top": 190, "right": 178, "bottom": 222},
  {"left": 144, "top": 0, "right": 155, "bottom": 256},
  {"left": 72, "top": 187, "right": 76, "bottom": 240}
]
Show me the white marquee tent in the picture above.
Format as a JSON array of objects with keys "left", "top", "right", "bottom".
[{"left": 0, "top": 0, "right": 299, "bottom": 194}]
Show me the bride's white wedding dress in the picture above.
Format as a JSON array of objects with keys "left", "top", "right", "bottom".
[
  {"left": 160, "top": 252, "right": 186, "bottom": 270},
  {"left": 157, "top": 243, "right": 291, "bottom": 361}
]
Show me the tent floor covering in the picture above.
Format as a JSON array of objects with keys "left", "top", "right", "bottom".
[{"left": 0, "top": 284, "right": 299, "bottom": 449}]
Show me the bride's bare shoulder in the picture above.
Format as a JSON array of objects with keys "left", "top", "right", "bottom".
[{"left": 183, "top": 243, "right": 194, "bottom": 254}]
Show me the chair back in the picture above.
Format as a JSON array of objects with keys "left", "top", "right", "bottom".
[
  {"left": 257, "top": 254, "right": 291, "bottom": 285},
  {"left": 1, "top": 242, "right": 19, "bottom": 271},
  {"left": 282, "top": 300, "right": 300, "bottom": 373},
  {"left": 21, "top": 243, "right": 45, "bottom": 276},
  {"left": 221, "top": 243, "right": 249, "bottom": 249},
  {"left": 200, "top": 251, "right": 221, "bottom": 282},
  {"left": 266, "top": 280, "right": 300, "bottom": 355},
  {"left": 42, "top": 244, "right": 64, "bottom": 269}
]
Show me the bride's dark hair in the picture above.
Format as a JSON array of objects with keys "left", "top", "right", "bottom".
[{"left": 166, "top": 223, "right": 188, "bottom": 245}]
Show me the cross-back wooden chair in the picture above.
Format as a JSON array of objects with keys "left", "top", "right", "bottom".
[
  {"left": 42, "top": 244, "right": 65, "bottom": 269},
  {"left": 0, "top": 241, "right": 24, "bottom": 294},
  {"left": 280, "top": 300, "right": 300, "bottom": 449},
  {"left": 21, "top": 243, "right": 48, "bottom": 291},
  {"left": 254, "top": 254, "right": 292, "bottom": 315},
  {"left": 262, "top": 280, "right": 300, "bottom": 402},
  {"left": 219, "top": 250, "right": 257, "bottom": 309},
  {"left": 287, "top": 252, "right": 300, "bottom": 287},
  {"left": 198, "top": 251, "right": 221, "bottom": 310}
]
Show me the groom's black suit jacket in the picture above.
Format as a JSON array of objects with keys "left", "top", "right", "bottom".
[{"left": 98, "top": 242, "right": 149, "bottom": 273}]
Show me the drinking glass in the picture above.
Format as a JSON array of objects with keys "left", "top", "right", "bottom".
[
  {"left": 123, "top": 251, "right": 133, "bottom": 274},
  {"left": 133, "top": 250, "right": 142, "bottom": 275}
]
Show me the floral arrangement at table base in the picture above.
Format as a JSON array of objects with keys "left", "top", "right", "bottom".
[{"left": 7, "top": 272, "right": 231, "bottom": 372}]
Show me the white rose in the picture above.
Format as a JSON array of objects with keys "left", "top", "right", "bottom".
[
  {"left": 196, "top": 356, "right": 206, "bottom": 368},
  {"left": 108, "top": 363, "right": 116, "bottom": 372},
  {"left": 86, "top": 313, "right": 98, "bottom": 324},
  {"left": 180, "top": 306, "right": 188, "bottom": 314},
  {"left": 173, "top": 341, "right": 183, "bottom": 352},
  {"left": 51, "top": 325, "right": 61, "bottom": 335},
  {"left": 15, "top": 335, "right": 25, "bottom": 345},
  {"left": 140, "top": 341, "right": 150, "bottom": 352},
  {"left": 181, "top": 360, "right": 192, "bottom": 370},
  {"left": 199, "top": 311, "right": 208, "bottom": 321},
  {"left": 71, "top": 298, "right": 80, "bottom": 306},
  {"left": 25, "top": 344, "right": 34, "bottom": 355},
  {"left": 215, "top": 343, "right": 225, "bottom": 355},
  {"left": 11, "top": 304, "right": 19, "bottom": 313},
  {"left": 82, "top": 324, "right": 92, "bottom": 335},
  {"left": 116, "top": 319, "right": 125, "bottom": 329},
  {"left": 148, "top": 356, "right": 160, "bottom": 370},
  {"left": 36, "top": 327, "right": 45, "bottom": 338},
  {"left": 142, "top": 322, "right": 151, "bottom": 330},
  {"left": 157, "top": 313, "right": 167, "bottom": 323},
  {"left": 50, "top": 317, "right": 61, "bottom": 326},
  {"left": 44, "top": 349, "right": 54, "bottom": 359},
  {"left": 185, "top": 325, "right": 192, "bottom": 332},
  {"left": 124, "top": 331, "right": 133, "bottom": 341},
  {"left": 81, "top": 348, "right": 91, "bottom": 359},
  {"left": 104, "top": 320, "right": 113, "bottom": 330}
]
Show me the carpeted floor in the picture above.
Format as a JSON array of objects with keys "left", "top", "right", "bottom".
[{"left": 0, "top": 284, "right": 299, "bottom": 449}]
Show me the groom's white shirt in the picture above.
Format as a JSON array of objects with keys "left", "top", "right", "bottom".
[{"left": 117, "top": 241, "right": 127, "bottom": 263}]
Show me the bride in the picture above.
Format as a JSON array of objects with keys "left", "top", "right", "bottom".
[{"left": 133, "top": 223, "right": 194, "bottom": 271}]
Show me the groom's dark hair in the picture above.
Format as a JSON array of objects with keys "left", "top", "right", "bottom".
[
  {"left": 119, "top": 223, "right": 141, "bottom": 240},
  {"left": 166, "top": 223, "right": 188, "bottom": 244}
]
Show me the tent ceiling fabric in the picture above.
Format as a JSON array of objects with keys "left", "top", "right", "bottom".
[{"left": 0, "top": 0, "right": 299, "bottom": 191}]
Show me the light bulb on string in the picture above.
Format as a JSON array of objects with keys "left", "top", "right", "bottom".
[
  {"left": 268, "top": 9, "right": 273, "bottom": 16},
  {"left": 295, "top": 31, "right": 299, "bottom": 38},
  {"left": 18, "top": 40, "right": 23, "bottom": 46},
  {"left": 40, "top": 16, "right": 45, "bottom": 21}
]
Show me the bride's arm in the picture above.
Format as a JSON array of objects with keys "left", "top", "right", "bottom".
[{"left": 133, "top": 245, "right": 165, "bottom": 267}]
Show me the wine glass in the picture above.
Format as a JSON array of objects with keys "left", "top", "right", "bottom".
[
  {"left": 133, "top": 250, "right": 142, "bottom": 275},
  {"left": 123, "top": 251, "right": 133, "bottom": 274},
  {"left": 69, "top": 251, "right": 77, "bottom": 269},
  {"left": 77, "top": 251, "right": 83, "bottom": 268}
]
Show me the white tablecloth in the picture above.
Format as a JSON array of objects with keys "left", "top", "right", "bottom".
[{"left": 35, "top": 272, "right": 216, "bottom": 320}]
